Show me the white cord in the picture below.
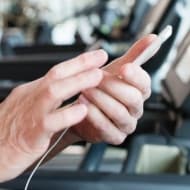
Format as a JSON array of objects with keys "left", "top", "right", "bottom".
[{"left": 24, "top": 128, "right": 69, "bottom": 190}]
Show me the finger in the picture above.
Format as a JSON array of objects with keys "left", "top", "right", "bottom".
[
  {"left": 46, "top": 49, "right": 108, "bottom": 80},
  {"left": 41, "top": 69, "right": 103, "bottom": 111},
  {"left": 119, "top": 64, "right": 151, "bottom": 100},
  {"left": 44, "top": 104, "right": 87, "bottom": 133},
  {"left": 78, "top": 95, "right": 127, "bottom": 145},
  {"left": 99, "top": 74, "right": 144, "bottom": 118},
  {"left": 82, "top": 88, "right": 137, "bottom": 134},
  {"left": 104, "top": 34, "right": 157, "bottom": 75}
]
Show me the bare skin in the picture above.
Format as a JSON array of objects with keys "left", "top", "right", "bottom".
[{"left": 0, "top": 34, "right": 156, "bottom": 182}]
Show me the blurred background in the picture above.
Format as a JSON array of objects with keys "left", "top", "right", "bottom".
[{"left": 0, "top": 0, "right": 190, "bottom": 190}]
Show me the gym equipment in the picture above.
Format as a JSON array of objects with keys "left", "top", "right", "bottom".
[{"left": 0, "top": 1, "right": 190, "bottom": 190}]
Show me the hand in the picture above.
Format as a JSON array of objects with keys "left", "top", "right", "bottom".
[
  {"left": 28, "top": 34, "right": 157, "bottom": 170},
  {"left": 0, "top": 50, "right": 108, "bottom": 182},
  {"left": 71, "top": 34, "right": 156, "bottom": 145}
]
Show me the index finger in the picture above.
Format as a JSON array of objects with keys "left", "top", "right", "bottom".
[
  {"left": 104, "top": 34, "right": 157, "bottom": 75},
  {"left": 47, "top": 49, "right": 108, "bottom": 80}
]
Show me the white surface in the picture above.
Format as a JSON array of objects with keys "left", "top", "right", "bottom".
[{"left": 175, "top": 46, "right": 190, "bottom": 84}]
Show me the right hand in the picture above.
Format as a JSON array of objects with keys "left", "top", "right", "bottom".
[{"left": 71, "top": 35, "right": 155, "bottom": 145}]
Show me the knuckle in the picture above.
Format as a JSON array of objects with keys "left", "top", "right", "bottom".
[
  {"left": 136, "top": 107, "right": 144, "bottom": 119},
  {"left": 142, "top": 72, "right": 151, "bottom": 96},
  {"left": 131, "top": 100, "right": 144, "bottom": 118},
  {"left": 12, "top": 84, "right": 25, "bottom": 94},
  {"left": 74, "top": 74, "right": 87, "bottom": 89},
  {"left": 75, "top": 70, "right": 97, "bottom": 89},
  {"left": 145, "top": 71, "right": 151, "bottom": 85},
  {"left": 127, "top": 119, "right": 137, "bottom": 134},
  {"left": 131, "top": 90, "right": 143, "bottom": 108},
  {"left": 45, "top": 84, "right": 57, "bottom": 99},
  {"left": 18, "top": 84, "right": 26, "bottom": 90},
  {"left": 117, "top": 107, "right": 128, "bottom": 120},
  {"left": 48, "top": 66, "right": 60, "bottom": 79},
  {"left": 77, "top": 53, "right": 89, "bottom": 66},
  {"left": 120, "top": 117, "right": 137, "bottom": 134},
  {"left": 144, "top": 87, "right": 152, "bottom": 100},
  {"left": 116, "top": 107, "right": 129, "bottom": 126},
  {"left": 112, "top": 134, "right": 126, "bottom": 145},
  {"left": 76, "top": 73, "right": 85, "bottom": 82},
  {"left": 122, "top": 64, "right": 131, "bottom": 77}
]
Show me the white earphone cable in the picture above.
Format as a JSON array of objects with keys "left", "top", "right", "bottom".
[{"left": 24, "top": 128, "right": 69, "bottom": 190}]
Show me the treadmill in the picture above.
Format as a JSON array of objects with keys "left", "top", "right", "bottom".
[
  {"left": 1, "top": 1, "right": 190, "bottom": 190},
  {"left": 1, "top": 30, "right": 190, "bottom": 190}
]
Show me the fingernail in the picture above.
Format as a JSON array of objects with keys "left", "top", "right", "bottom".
[
  {"left": 76, "top": 104, "right": 88, "bottom": 115},
  {"left": 78, "top": 95, "right": 90, "bottom": 105},
  {"left": 91, "top": 49, "right": 108, "bottom": 62}
]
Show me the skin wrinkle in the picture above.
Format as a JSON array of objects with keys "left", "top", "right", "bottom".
[
  {"left": 36, "top": 36, "right": 153, "bottom": 169},
  {"left": 83, "top": 88, "right": 132, "bottom": 132},
  {"left": 1, "top": 113, "right": 47, "bottom": 172},
  {"left": 121, "top": 64, "right": 151, "bottom": 100},
  {"left": 0, "top": 111, "right": 15, "bottom": 143},
  {"left": 1, "top": 121, "right": 31, "bottom": 171},
  {"left": 78, "top": 95, "right": 126, "bottom": 144},
  {"left": 1, "top": 81, "right": 46, "bottom": 155},
  {"left": 15, "top": 108, "right": 49, "bottom": 155},
  {"left": 100, "top": 75, "right": 141, "bottom": 115},
  {"left": 0, "top": 49, "right": 111, "bottom": 182},
  {"left": 0, "top": 37, "right": 153, "bottom": 181},
  {"left": 0, "top": 67, "right": 104, "bottom": 158}
]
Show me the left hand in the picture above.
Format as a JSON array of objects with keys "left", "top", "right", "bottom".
[{"left": 71, "top": 34, "right": 156, "bottom": 145}]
